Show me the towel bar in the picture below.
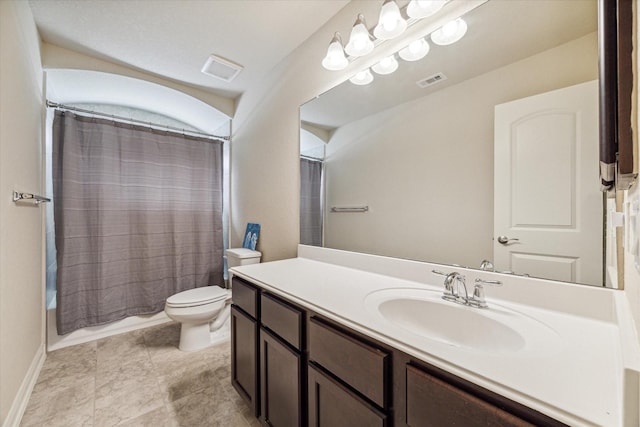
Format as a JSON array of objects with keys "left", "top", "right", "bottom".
[
  {"left": 330, "top": 206, "right": 369, "bottom": 213},
  {"left": 13, "top": 191, "right": 51, "bottom": 204}
]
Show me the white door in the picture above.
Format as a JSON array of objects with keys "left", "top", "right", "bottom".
[{"left": 494, "top": 80, "right": 602, "bottom": 286}]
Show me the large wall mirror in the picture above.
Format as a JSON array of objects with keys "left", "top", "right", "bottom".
[{"left": 300, "top": 0, "right": 628, "bottom": 288}]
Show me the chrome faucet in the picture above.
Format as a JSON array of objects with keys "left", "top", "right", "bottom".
[
  {"left": 433, "top": 271, "right": 502, "bottom": 308},
  {"left": 432, "top": 270, "right": 468, "bottom": 305}
]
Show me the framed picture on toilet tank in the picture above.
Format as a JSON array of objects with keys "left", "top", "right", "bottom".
[{"left": 243, "top": 223, "right": 260, "bottom": 250}]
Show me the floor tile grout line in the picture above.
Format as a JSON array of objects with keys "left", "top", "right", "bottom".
[
  {"left": 142, "top": 325, "right": 174, "bottom": 421},
  {"left": 21, "top": 323, "right": 252, "bottom": 427}
]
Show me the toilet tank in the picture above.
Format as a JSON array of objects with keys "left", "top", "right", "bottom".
[{"left": 226, "top": 248, "right": 262, "bottom": 268}]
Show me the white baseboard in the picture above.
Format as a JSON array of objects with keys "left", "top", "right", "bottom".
[
  {"left": 2, "top": 344, "right": 46, "bottom": 427},
  {"left": 47, "top": 310, "right": 172, "bottom": 351}
]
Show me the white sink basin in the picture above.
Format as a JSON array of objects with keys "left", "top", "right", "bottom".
[{"left": 365, "top": 288, "right": 561, "bottom": 355}]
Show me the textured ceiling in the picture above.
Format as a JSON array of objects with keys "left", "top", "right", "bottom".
[{"left": 29, "top": 0, "right": 349, "bottom": 100}]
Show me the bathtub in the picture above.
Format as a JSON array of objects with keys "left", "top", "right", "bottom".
[{"left": 46, "top": 291, "right": 171, "bottom": 351}]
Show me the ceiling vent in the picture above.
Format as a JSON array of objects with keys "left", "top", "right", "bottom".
[
  {"left": 416, "top": 72, "right": 447, "bottom": 89},
  {"left": 201, "top": 55, "right": 243, "bottom": 83}
]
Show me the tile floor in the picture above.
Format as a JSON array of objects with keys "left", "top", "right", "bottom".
[{"left": 20, "top": 322, "right": 260, "bottom": 427}]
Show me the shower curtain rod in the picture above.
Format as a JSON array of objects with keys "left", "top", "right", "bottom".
[
  {"left": 46, "top": 101, "right": 230, "bottom": 141},
  {"left": 300, "top": 154, "right": 324, "bottom": 162}
]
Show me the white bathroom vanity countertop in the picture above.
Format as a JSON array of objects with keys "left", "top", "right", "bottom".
[{"left": 230, "top": 247, "right": 640, "bottom": 427}]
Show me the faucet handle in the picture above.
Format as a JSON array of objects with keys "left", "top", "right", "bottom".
[
  {"left": 469, "top": 278, "right": 502, "bottom": 309},
  {"left": 475, "top": 278, "right": 502, "bottom": 287}
]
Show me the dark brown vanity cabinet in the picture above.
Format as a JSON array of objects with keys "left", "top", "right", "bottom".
[
  {"left": 259, "top": 293, "right": 305, "bottom": 427},
  {"left": 401, "top": 361, "right": 567, "bottom": 427},
  {"left": 231, "top": 278, "right": 260, "bottom": 417},
  {"left": 308, "top": 364, "right": 388, "bottom": 427},
  {"left": 406, "top": 364, "right": 534, "bottom": 427},
  {"left": 231, "top": 277, "right": 566, "bottom": 427},
  {"left": 231, "top": 276, "right": 306, "bottom": 427},
  {"left": 308, "top": 317, "right": 389, "bottom": 427}
]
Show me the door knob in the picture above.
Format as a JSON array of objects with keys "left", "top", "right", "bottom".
[{"left": 497, "top": 236, "right": 520, "bottom": 245}]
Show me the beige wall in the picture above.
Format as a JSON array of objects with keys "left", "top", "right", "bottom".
[
  {"left": 323, "top": 34, "right": 597, "bottom": 267},
  {"left": 231, "top": 0, "right": 384, "bottom": 261},
  {"left": 0, "top": 1, "right": 45, "bottom": 425},
  {"left": 624, "top": 184, "right": 640, "bottom": 331},
  {"left": 624, "top": 187, "right": 640, "bottom": 427}
]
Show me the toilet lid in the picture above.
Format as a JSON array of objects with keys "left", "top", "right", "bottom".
[
  {"left": 166, "top": 286, "right": 229, "bottom": 308},
  {"left": 226, "top": 248, "right": 262, "bottom": 259}
]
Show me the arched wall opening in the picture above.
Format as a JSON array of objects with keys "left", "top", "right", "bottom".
[{"left": 44, "top": 70, "right": 232, "bottom": 349}]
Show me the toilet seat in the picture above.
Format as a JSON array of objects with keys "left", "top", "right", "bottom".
[{"left": 166, "top": 286, "right": 229, "bottom": 308}]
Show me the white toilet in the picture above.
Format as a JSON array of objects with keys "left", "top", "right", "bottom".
[
  {"left": 226, "top": 248, "right": 262, "bottom": 269},
  {"left": 164, "top": 248, "right": 261, "bottom": 352}
]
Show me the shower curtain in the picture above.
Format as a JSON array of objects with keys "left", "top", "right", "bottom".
[
  {"left": 52, "top": 111, "right": 224, "bottom": 334},
  {"left": 300, "top": 157, "right": 323, "bottom": 246}
]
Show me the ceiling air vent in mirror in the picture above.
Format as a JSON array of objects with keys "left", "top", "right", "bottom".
[
  {"left": 201, "top": 55, "right": 243, "bottom": 82},
  {"left": 416, "top": 72, "right": 447, "bottom": 89}
]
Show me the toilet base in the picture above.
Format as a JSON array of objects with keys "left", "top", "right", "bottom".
[
  {"left": 178, "top": 315, "right": 231, "bottom": 352},
  {"left": 209, "top": 321, "right": 230, "bottom": 347},
  {"left": 179, "top": 322, "right": 212, "bottom": 352}
]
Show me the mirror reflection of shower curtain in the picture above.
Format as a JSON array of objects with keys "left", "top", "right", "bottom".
[
  {"left": 52, "top": 111, "right": 224, "bottom": 334},
  {"left": 300, "top": 158, "right": 323, "bottom": 246}
]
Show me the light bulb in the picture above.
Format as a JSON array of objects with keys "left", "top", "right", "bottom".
[
  {"left": 373, "top": 0, "right": 407, "bottom": 40},
  {"left": 407, "top": 0, "right": 447, "bottom": 19},
  {"left": 345, "top": 14, "right": 374, "bottom": 57},
  {"left": 409, "top": 40, "right": 422, "bottom": 53},
  {"left": 398, "top": 38, "right": 430, "bottom": 61},
  {"left": 349, "top": 68, "right": 374, "bottom": 85},
  {"left": 372, "top": 55, "right": 398, "bottom": 75},
  {"left": 431, "top": 17, "right": 467, "bottom": 45},
  {"left": 442, "top": 20, "right": 458, "bottom": 36},
  {"left": 383, "top": 18, "right": 397, "bottom": 32},
  {"left": 321, "top": 32, "right": 348, "bottom": 71}
]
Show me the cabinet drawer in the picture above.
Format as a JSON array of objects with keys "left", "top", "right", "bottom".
[
  {"left": 232, "top": 277, "right": 259, "bottom": 318},
  {"left": 308, "top": 364, "right": 387, "bottom": 427},
  {"left": 261, "top": 293, "right": 303, "bottom": 350},
  {"left": 406, "top": 364, "right": 534, "bottom": 427},
  {"left": 308, "top": 317, "right": 389, "bottom": 408}
]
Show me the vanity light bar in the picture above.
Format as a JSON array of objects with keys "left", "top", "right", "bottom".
[{"left": 323, "top": 0, "right": 471, "bottom": 88}]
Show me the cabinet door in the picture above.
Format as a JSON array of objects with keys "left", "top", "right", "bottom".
[
  {"left": 406, "top": 364, "right": 535, "bottom": 427},
  {"left": 231, "top": 305, "right": 259, "bottom": 417},
  {"left": 308, "top": 364, "right": 387, "bottom": 427},
  {"left": 260, "top": 328, "right": 303, "bottom": 427}
]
